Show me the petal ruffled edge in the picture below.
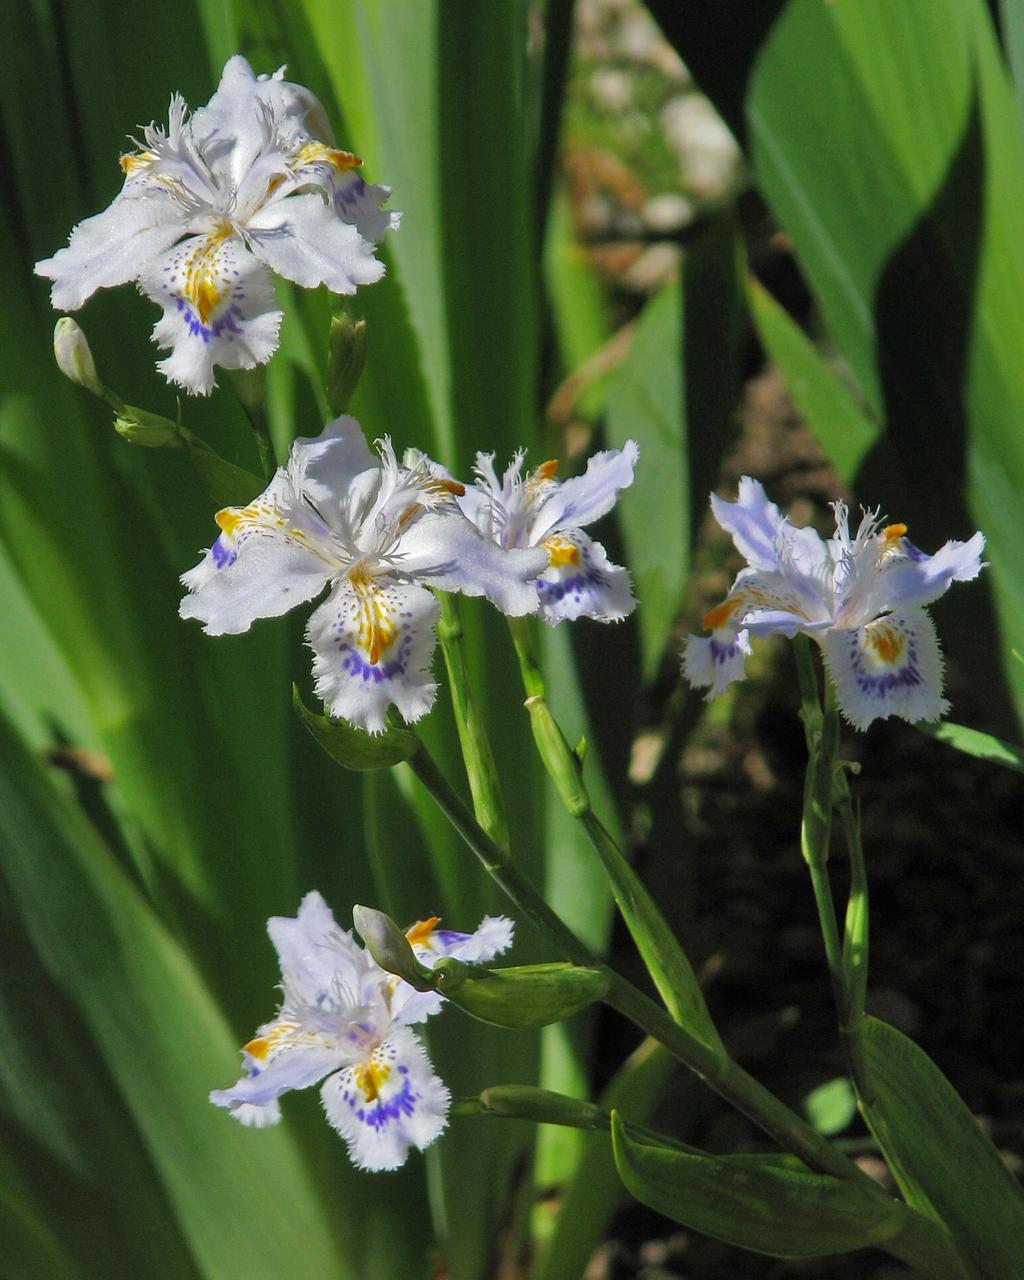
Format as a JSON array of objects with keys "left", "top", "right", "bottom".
[
  {"left": 535, "top": 531, "right": 635, "bottom": 625},
  {"left": 320, "top": 1026, "right": 450, "bottom": 1171},
  {"left": 681, "top": 627, "right": 753, "bottom": 699},
  {"left": 306, "top": 576, "right": 440, "bottom": 734},
  {"left": 820, "top": 607, "right": 948, "bottom": 731}
]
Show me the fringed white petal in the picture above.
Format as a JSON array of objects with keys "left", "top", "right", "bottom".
[
  {"left": 535, "top": 531, "right": 635, "bottom": 625},
  {"left": 179, "top": 470, "right": 335, "bottom": 635},
  {"left": 682, "top": 627, "right": 752, "bottom": 698},
  {"left": 398, "top": 512, "right": 548, "bottom": 617},
  {"left": 821, "top": 607, "right": 948, "bottom": 731},
  {"left": 710, "top": 477, "right": 787, "bottom": 573},
  {"left": 267, "top": 891, "right": 368, "bottom": 1011},
  {"left": 35, "top": 191, "right": 184, "bottom": 311},
  {"left": 320, "top": 1026, "right": 449, "bottom": 1171},
  {"left": 306, "top": 576, "right": 439, "bottom": 733},
  {"left": 286, "top": 415, "right": 377, "bottom": 512},
  {"left": 217, "top": 1099, "right": 282, "bottom": 1128},
  {"left": 332, "top": 172, "right": 400, "bottom": 245},
  {"left": 209, "top": 1023, "right": 342, "bottom": 1110},
  {"left": 141, "top": 233, "right": 281, "bottom": 394},
  {"left": 247, "top": 192, "right": 384, "bottom": 294},
  {"left": 528, "top": 441, "right": 638, "bottom": 543}
]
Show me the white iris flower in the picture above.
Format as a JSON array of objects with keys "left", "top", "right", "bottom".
[
  {"left": 210, "top": 892, "right": 514, "bottom": 1171},
  {"left": 683, "top": 477, "right": 986, "bottom": 729},
  {"left": 35, "top": 56, "right": 395, "bottom": 394},
  {"left": 454, "top": 443, "right": 639, "bottom": 625},
  {"left": 179, "top": 416, "right": 548, "bottom": 733}
]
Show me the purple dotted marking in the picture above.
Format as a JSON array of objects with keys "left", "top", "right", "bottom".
[{"left": 709, "top": 636, "right": 739, "bottom": 667}]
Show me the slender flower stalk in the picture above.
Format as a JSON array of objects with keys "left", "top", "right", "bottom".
[{"left": 404, "top": 733, "right": 875, "bottom": 1189}]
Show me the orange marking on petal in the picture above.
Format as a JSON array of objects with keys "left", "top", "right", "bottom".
[
  {"left": 120, "top": 151, "right": 154, "bottom": 174},
  {"left": 702, "top": 597, "right": 741, "bottom": 631},
  {"left": 867, "top": 624, "right": 905, "bottom": 665},
  {"left": 405, "top": 916, "right": 441, "bottom": 946},
  {"left": 882, "top": 522, "right": 907, "bottom": 547},
  {"left": 348, "top": 569, "right": 398, "bottom": 665},
  {"left": 534, "top": 459, "right": 559, "bottom": 481},
  {"left": 215, "top": 507, "right": 244, "bottom": 536},
  {"left": 243, "top": 1036, "right": 270, "bottom": 1061}
]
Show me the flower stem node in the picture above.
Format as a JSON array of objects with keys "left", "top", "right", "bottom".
[
  {"left": 431, "top": 958, "right": 610, "bottom": 1028},
  {"left": 353, "top": 905, "right": 434, "bottom": 990},
  {"left": 114, "top": 406, "right": 183, "bottom": 448}
]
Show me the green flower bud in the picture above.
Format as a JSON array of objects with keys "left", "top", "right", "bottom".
[
  {"left": 478, "top": 1085, "right": 610, "bottom": 1131},
  {"left": 327, "top": 313, "right": 368, "bottom": 415},
  {"left": 353, "top": 905, "right": 433, "bottom": 989},
  {"left": 53, "top": 318, "right": 103, "bottom": 397},
  {"left": 431, "top": 958, "right": 609, "bottom": 1028}
]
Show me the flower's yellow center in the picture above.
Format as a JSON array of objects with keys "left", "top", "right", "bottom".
[
  {"left": 544, "top": 536, "right": 580, "bottom": 568},
  {"left": 349, "top": 567, "right": 397, "bottom": 665},
  {"left": 354, "top": 1060, "right": 391, "bottom": 1103},
  {"left": 865, "top": 623, "right": 906, "bottom": 666},
  {"left": 405, "top": 916, "right": 441, "bottom": 946}
]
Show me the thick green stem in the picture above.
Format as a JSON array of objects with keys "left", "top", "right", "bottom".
[
  {"left": 436, "top": 594, "right": 510, "bottom": 851},
  {"left": 405, "top": 735, "right": 873, "bottom": 1190}
]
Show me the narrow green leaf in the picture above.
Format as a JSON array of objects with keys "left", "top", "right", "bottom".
[
  {"left": 859, "top": 1015, "right": 1024, "bottom": 1278},
  {"left": 293, "top": 685, "right": 417, "bottom": 770},
  {"left": 610, "top": 1111, "right": 903, "bottom": 1258},
  {"left": 0, "top": 709, "right": 351, "bottom": 1279},
  {"left": 605, "top": 280, "right": 688, "bottom": 679},
  {"left": 747, "top": 278, "right": 878, "bottom": 483},
  {"left": 918, "top": 720, "right": 1024, "bottom": 773}
]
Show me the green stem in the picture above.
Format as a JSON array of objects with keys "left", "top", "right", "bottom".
[
  {"left": 436, "top": 594, "right": 510, "bottom": 852},
  {"left": 228, "top": 369, "right": 276, "bottom": 481},
  {"left": 405, "top": 735, "right": 874, "bottom": 1190},
  {"left": 508, "top": 615, "right": 724, "bottom": 1052},
  {"left": 794, "top": 638, "right": 873, "bottom": 1095}
]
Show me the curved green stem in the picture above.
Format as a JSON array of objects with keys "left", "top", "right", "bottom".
[{"left": 405, "top": 734, "right": 874, "bottom": 1190}]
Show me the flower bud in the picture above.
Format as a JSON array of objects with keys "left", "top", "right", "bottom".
[
  {"left": 327, "top": 313, "right": 368, "bottom": 415},
  {"left": 353, "top": 905, "right": 433, "bottom": 990},
  {"left": 53, "top": 318, "right": 102, "bottom": 396},
  {"left": 479, "top": 1085, "right": 610, "bottom": 1131},
  {"left": 431, "top": 958, "right": 609, "bottom": 1028}
]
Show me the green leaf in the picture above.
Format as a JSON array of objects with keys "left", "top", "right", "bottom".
[
  {"left": 802, "top": 1077, "right": 858, "bottom": 1136},
  {"left": 859, "top": 1015, "right": 1024, "bottom": 1278},
  {"left": 918, "top": 720, "right": 1024, "bottom": 774},
  {"left": 606, "top": 280, "right": 688, "bottom": 680},
  {"left": 0, "top": 708, "right": 351, "bottom": 1279},
  {"left": 610, "top": 1111, "right": 902, "bottom": 1258},
  {"left": 747, "top": 278, "right": 879, "bottom": 484},
  {"left": 433, "top": 960, "right": 609, "bottom": 1029},
  {"left": 292, "top": 685, "right": 417, "bottom": 770}
]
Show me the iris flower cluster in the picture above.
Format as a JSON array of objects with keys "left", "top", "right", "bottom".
[{"left": 37, "top": 56, "right": 988, "bottom": 1174}]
